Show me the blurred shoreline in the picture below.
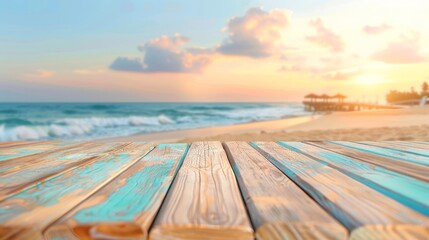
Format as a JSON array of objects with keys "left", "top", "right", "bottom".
[
  {"left": 100, "top": 107, "right": 429, "bottom": 143},
  {"left": 99, "top": 115, "right": 316, "bottom": 143},
  {"left": 0, "top": 102, "right": 306, "bottom": 141}
]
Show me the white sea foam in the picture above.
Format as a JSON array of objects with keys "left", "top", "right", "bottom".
[
  {"left": 0, "top": 115, "right": 176, "bottom": 141},
  {"left": 54, "top": 115, "right": 174, "bottom": 128},
  {"left": 214, "top": 106, "right": 308, "bottom": 121}
]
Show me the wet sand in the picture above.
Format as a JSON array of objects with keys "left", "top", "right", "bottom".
[{"left": 101, "top": 107, "right": 429, "bottom": 143}]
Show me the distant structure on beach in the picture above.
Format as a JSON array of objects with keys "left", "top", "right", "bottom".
[
  {"left": 303, "top": 93, "right": 397, "bottom": 112},
  {"left": 386, "top": 81, "right": 429, "bottom": 106}
]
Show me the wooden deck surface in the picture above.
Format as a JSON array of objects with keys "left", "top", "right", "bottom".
[{"left": 0, "top": 141, "right": 428, "bottom": 240}]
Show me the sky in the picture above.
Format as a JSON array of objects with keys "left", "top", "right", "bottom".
[{"left": 0, "top": 0, "right": 428, "bottom": 102}]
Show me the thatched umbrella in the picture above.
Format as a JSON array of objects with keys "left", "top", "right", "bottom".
[
  {"left": 320, "top": 94, "right": 330, "bottom": 102},
  {"left": 333, "top": 93, "right": 347, "bottom": 103},
  {"left": 304, "top": 93, "right": 319, "bottom": 102}
]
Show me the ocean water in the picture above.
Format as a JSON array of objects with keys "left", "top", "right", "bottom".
[{"left": 0, "top": 102, "right": 308, "bottom": 141}]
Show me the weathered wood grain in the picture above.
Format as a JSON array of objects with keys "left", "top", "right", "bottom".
[
  {"left": 332, "top": 141, "right": 429, "bottom": 167},
  {"left": 0, "top": 142, "right": 24, "bottom": 147},
  {"left": 251, "top": 142, "right": 429, "bottom": 239},
  {"left": 150, "top": 142, "right": 253, "bottom": 240},
  {"left": 387, "top": 141, "right": 429, "bottom": 151},
  {"left": 359, "top": 141, "right": 429, "bottom": 158},
  {"left": 223, "top": 142, "right": 347, "bottom": 240},
  {"left": 283, "top": 142, "right": 429, "bottom": 216},
  {"left": 0, "top": 141, "right": 51, "bottom": 149},
  {"left": 0, "top": 143, "right": 154, "bottom": 240},
  {"left": 350, "top": 225, "right": 429, "bottom": 240},
  {"left": 44, "top": 143, "right": 189, "bottom": 240},
  {"left": 0, "top": 141, "right": 72, "bottom": 162},
  {"left": 0, "top": 142, "right": 124, "bottom": 201},
  {"left": 309, "top": 141, "right": 429, "bottom": 182},
  {"left": 0, "top": 143, "right": 89, "bottom": 175}
]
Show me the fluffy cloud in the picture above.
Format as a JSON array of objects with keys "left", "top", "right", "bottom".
[
  {"left": 217, "top": 7, "right": 289, "bottom": 58},
  {"left": 278, "top": 56, "right": 322, "bottom": 74},
  {"left": 363, "top": 24, "right": 391, "bottom": 34},
  {"left": 278, "top": 54, "right": 364, "bottom": 81},
  {"left": 323, "top": 70, "right": 360, "bottom": 81},
  {"left": 306, "top": 18, "right": 344, "bottom": 52},
  {"left": 372, "top": 33, "right": 427, "bottom": 63},
  {"left": 110, "top": 58, "right": 145, "bottom": 72},
  {"left": 25, "top": 69, "right": 55, "bottom": 78},
  {"left": 110, "top": 35, "right": 211, "bottom": 73},
  {"left": 279, "top": 64, "right": 360, "bottom": 81}
]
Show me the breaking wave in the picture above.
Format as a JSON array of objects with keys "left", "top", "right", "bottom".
[{"left": 0, "top": 115, "right": 175, "bottom": 141}]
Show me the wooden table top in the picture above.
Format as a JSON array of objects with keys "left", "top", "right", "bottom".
[{"left": 0, "top": 141, "right": 428, "bottom": 240}]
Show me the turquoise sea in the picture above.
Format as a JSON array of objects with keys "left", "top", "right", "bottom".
[{"left": 0, "top": 102, "right": 308, "bottom": 141}]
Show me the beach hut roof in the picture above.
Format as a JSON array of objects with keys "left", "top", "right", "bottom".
[
  {"left": 333, "top": 93, "right": 347, "bottom": 99},
  {"left": 304, "top": 93, "right": 319, "bottom": 98}
]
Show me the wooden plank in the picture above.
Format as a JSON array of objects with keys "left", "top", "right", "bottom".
[
  {"left": 0, "top": 142, "right": 23, "bottom": 147},
  {"left": 393, "top": 141, "right": 429, "bottom": 146},
  {"left": 359, "top": 141, "right": 429, "bottom": 158},
  {"left": 150, "top": 142, "right": 253, "bottom": 240},
  {"left": 0, "top": 142, "right": 125, "bottom": 201},
  {"left": 0, "top": 141, "right": 51, "bottom": 149},
  {"left": 251, "top": 142, "right": 429, "bottom": 239},
  {"left": 0, "top": 141, "right": 72, "bottom": 162},
  {"left": 44, "top": 143, "right": 189, "bottom": 240},
  {"left": 309, "top": 141, "right": 429, "bottom": 183},
  {"left": 0, "top": 142, "right": 91, "bottom": 175},
  {"left": 283, "top": 142, "right": 429, "bottom": 216},
  {"left": 223, "top": 142, "right": 347, "bottom": 240},
  {"left": 383, "top": 141, "right": 429, "bottom": 151},
  {"left": 332, "top": 141, "right": 429, "bottom": 167},
  {"left": 0, "top": 142, "right": 154, "bottom": 240},
  {"left": 350, "top": 225, "right": 429, "bottom": 239}
]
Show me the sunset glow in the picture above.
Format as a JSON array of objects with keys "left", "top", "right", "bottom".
[
  {"left": 355, "top": 75, "right": 384, "bottom": 86},
  {"left": 1, "top": 0, "right": 428, "bottom": 102}
]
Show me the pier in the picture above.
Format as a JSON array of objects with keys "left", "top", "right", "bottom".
[
  {"left": 303, "top": 93, "right": 399, "bottom": 112},
  {"left": 303, "top": 101, "right": 400, "bottom": 111}
]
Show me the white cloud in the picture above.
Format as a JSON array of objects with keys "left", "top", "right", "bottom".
[
  {"left": 25, "top": 69, "right": 55, "bottom": 78},
  {"left": 217, "top": 7, "right": 290, "bottom": 58},
  {"left": 372, "top": 33, "right": 427, "bottom": 64},
  {"left": 363, "top": 24, "right": 391, "bottom": 35},
  {"left": 111, "top": 34, "right": 212, "bottom": 73},
  {"left": 306, "top": 18, "right": 344, "bottom": 52}
]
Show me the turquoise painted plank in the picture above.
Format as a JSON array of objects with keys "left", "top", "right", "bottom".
[
  {"left": 250, "top": 142, "right": 429, "bottom": 233},
  {"left": 0, "top": 143, "right": 154, "bottom": 239},
  {"left": 309, "top": 141, "right": 429, "bottom": 183},
  {"left": 331, "top": 141, "right": 429, "bottom": 167},
  {"left": 359, "top": 141, "right": 429, "bottom": 158},
  {"left": 44, "top": 143, "right": 188, "bottom": 239},
  {"left": 0, "top": 141, "right": 70, "bottom": 161},
  {"left": 0, "top": 141, "right": 43, "bottom": 149},
  {"left": 0, "top": 142, "right": 123, "bottom": 201},
  {"left": 280, "top": 142, "right": 429, "bottom": 216},
  {"left": 0, "top": 142, "right": 90, "bottom": 174},
  {"left": 393, "top": 141, "right": 429, "bottom": 146},
  {"left": 387, "top": 141, "right": 429, "bottom": 151}
]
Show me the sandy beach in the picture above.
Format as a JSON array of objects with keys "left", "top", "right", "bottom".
[{"left": 101, "top": 106, "right": 429, "bottom": 143}]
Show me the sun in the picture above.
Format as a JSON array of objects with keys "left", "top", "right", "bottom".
[{"left": 355, "top": 75, "right": 384, "bottom": 85}]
